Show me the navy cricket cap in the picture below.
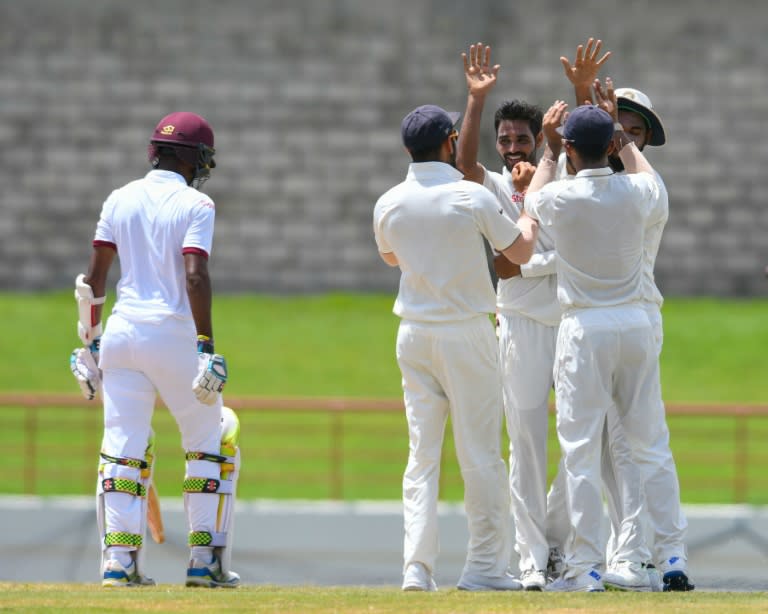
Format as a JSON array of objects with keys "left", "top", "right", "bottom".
[
  {"left": 557, "top": 105, "right": 614, "bottom": 150},
  {"left": 401, "top": 104, "right": 461, "bottom": 152}
]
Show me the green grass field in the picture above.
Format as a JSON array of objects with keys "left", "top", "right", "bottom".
[
  {"left": 1, "top": 583, "right": 766, "bottom": 613},
  {"left": 4, "top": 292, "right": 768, "bottom": 401},
  {"left": 2, "top": 293, "right": 767, "bottom": 503}
]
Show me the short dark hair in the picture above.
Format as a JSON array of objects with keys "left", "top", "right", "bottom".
[
  {"left": 570, "top": 141, "right": 608, "bottom": 165},
  {"left": 409, "top": 144, "right": 444, "bottom": 163},
  {"left": 494, "top": 100, "right": 544, "bottom": 137}
]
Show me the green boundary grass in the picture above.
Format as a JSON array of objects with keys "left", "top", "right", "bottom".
[
  {"left": 1, "top": 293, "right": 767, "bottom": 502},
  {"left": 3, "top": 292, "right": 768, "bottom": 402},
  {"left": 0, "top": 583, "right": 767, "bottom": 613}
]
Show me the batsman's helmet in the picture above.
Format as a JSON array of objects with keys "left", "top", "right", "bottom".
[{"left": 148, "top": 112, "right": 216, "bottom": 185}]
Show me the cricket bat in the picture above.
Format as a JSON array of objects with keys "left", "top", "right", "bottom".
[{"left": 147, "top": 482, "right": 165, "bottom": 544}]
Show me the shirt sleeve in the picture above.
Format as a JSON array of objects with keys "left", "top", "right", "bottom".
[
  {"left": 521, "top": 249, "right": 557, "bottom": 277},
  {"left": 524, "top": 189, "right": 555, "bottom": 226},
  {"left": 472, "top": 188, "right": 521, "bottom": 252},
  {"left": 633, "top": 171, "right": 664, "bottom": 226},
  {"left": 183, "top": 197, "right": 216, "bottom": 257},
  {"left": 93, "top": 192, "right": 116, "bottom": 244},
  {"left": 373, "top": 199, "right": 393, "bottom": 254}
]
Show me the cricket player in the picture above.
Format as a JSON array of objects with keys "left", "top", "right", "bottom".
[
  {"left": 373, "top": 104, "right": 539, "bottom": 592},
  {"left": 545, "top": 39, "right": 694, "bottom": 592},
  {"left": 524, "top": 83, "right": 666, "bottom": 592},
  {"left": 455, "top": 43, "right": 558, "bottom": 592},
  {"left": 70, "top": 111, "right": 240, "bottom": 588}
]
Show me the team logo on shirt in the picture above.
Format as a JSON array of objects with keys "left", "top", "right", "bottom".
[
  {"left": 511, "top": 192, "right": 524, "bottom": 204},
  {"left": 160, "top": 124, "right": 176, "bottom": 135}
]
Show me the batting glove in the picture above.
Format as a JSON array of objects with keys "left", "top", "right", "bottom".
[
  {"left": 70, "top": 340, "right": 101, "bottom": 401},
  {"left": 193, "top": 352, "right": 228, "bottom": 405}
]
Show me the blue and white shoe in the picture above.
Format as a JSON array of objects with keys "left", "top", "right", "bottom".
[
  {"left": 545, "top": 568, "right": 605, "bottom": 592},
  {"left": 102, "top": 559, "right": 155, "bottom": 587},
  {"left": 660, "top": 556, "right": 695, "bottom": 592},
  {"left": 186, "top": 556, "right": 241, "bottom": 588},
  {"left": 603, "top": 560, "right": 652, "bottom": 591}
]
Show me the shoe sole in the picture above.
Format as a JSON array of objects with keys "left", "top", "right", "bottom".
[
  {"left": 663, "top": 571, "right": 695, "bottom": 592},
  {"left": 523, "top": 585, "right": 544, "bottom": 591}
]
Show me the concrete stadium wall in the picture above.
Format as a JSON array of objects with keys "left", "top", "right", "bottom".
[
  {"left": 2, "top": 496, "right": 767, "bottom": 590},
  {"left": 2, "top": 0, "right": 767, "bottom": 295}
]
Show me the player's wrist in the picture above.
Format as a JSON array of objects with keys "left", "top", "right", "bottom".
[{"left": 197, "top": 334, "right": 214, "bottom": 354}]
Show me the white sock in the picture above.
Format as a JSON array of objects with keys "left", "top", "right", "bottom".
[
  {"left": 107, "top": 548, "right": 133, "bottom": 568},
  {"left": 191, "top": 546, "right": 214, "bottom": 564}
]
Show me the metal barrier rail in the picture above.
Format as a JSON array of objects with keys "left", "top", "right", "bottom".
[{"left": 3, "top": 394, "right": 768, "bottom": 503}]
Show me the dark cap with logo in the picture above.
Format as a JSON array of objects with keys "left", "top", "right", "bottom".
[
  {"left": 401, "top": 104, "right": 461, "bottom": 152},
  {"left": 557, "top": 105, "right": 614, "bottom": 150}
]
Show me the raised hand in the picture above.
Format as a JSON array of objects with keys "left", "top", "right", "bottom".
[
  {"left": 461, "top": 42, "right": 500, "bottom": 97},
  {"left": 542, "top": 99, "right": 569, "bottom": 150},
  {"left": 593, "top": 77, "right": 619, "bottom": 121},
  {"left": 560, "top": 38, "right": 611, "bottom": 91}
]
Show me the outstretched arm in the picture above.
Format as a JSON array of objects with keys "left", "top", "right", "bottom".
[
  {"left": 499, "top": 212, "right": 539, "bottom": 264},
  {"left": 527, "top": 100, "right": 568, "bottom": 194},
  {"left": 456, "top": 42, "right": 500, "bottom": 184},
  {"left": 560, "top": 37, "right": 611, "bottom": 107}
]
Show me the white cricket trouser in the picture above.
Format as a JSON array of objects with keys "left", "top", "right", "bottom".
[
  {"left": 498, "top": 312, "right": 557, "bottom": 573},
  {"left": 547, "top": 304, "right": 689, "bottom": 570},
  {"left": 397, "top": 316, "right": 511, "bottom": 578},
  {"left": 633, "top": 305, "right": 688, "bottom": 566},
  {"left": 544, "top": 459, "right": 568, "bottom": 554},
  {"left": 99, "top": 313, "right": 223, "bottom": 549},
  {"left": 555, "top": 306, "right": 661, "bottom": 579}
]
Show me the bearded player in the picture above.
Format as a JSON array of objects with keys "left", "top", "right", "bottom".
[
  {"left": 456, "top": 43, "right": 556, "bottom": 591},
  {"left": 69, "top": 112, "right": 241, "bottom": 588}
]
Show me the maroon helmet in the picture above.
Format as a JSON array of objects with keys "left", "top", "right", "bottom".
[{"left": 148, "top": 112, "right": 216, "bottom": 185}]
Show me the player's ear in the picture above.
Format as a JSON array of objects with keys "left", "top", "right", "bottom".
[{"left": 535, "top": 131, "right": 545, "bottom": 149}]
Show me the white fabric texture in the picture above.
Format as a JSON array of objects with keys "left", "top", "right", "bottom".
[
  {"left": 397, "top": 316, "right": 511, "bottom": 578},
  {"left": 94, "top": 169, "right": 215, "bottom": 324},
  {"left": 525, "top": 168, "right": 663, "bottom": 311},
  {"left": 482, "top": 166, "right": 560, "bottom": 327},
  {"left": 373, "top": 162, "right": 521, "bottom": 322},
  {"left": 498, "top": 312, "right": 557, "bottom": 573},
  {"left": 99, "top": 313, "right": 223, "bottom": 543},
  {"left": 555, "top": 306, "right": 660, "bottom": 578}
]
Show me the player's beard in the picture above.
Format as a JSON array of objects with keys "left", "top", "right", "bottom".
[
  {"left": 503, "top": 149, "right": 537, "bottom": 173},
  {"left": 608, "top": 154, "right": 625, "bottom": 172}
]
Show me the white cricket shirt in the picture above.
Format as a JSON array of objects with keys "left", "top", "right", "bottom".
[
  {"left": 641, "top": 172, "right": 669, "bottom": 307},
  {"left": 482, "top": 166, "right": 560, "bottom": 326},
  {"left": 93, "top": 169, "right": 216, "bottom": 323},
  {"left": 374, "top": 162, "right": 522, "bottom": 322},
  {"left": 525, "top": 167, "right": 663, "bottom": 311}
]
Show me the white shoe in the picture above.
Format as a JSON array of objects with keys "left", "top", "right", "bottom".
[
  {"left": 186, "top": 556, "right": 241, "bottom": 588},
  {"left": 546, "top": 547, "right": 565, "bottom": 581},
  {"left": 645, "top": 563, "right": 663, "bottom": 592},
  {"left": 603, "top": 560, "right": 652, "bottom": 592},
  {"left": 457, "top": 571, "right": 523, "bottom": 591},
  {"left": 659, "top": 556, "right": 695, "bottom": 592},
  {"left": 545, "top": 569, "right": 605, "bottom": 592},
  {"left": 402, "top": 562, "right": 437, "bottom": 591},
  {"left": 520, "top": 568, "right": 547, "bottom": 591},
  {"left": 102, "top": 559, "right": 155, "bottom": 588}
]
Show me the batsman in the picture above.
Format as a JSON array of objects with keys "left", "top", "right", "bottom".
[{"left": 70, "top": 111, "right": 241, "bottom": 588}]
